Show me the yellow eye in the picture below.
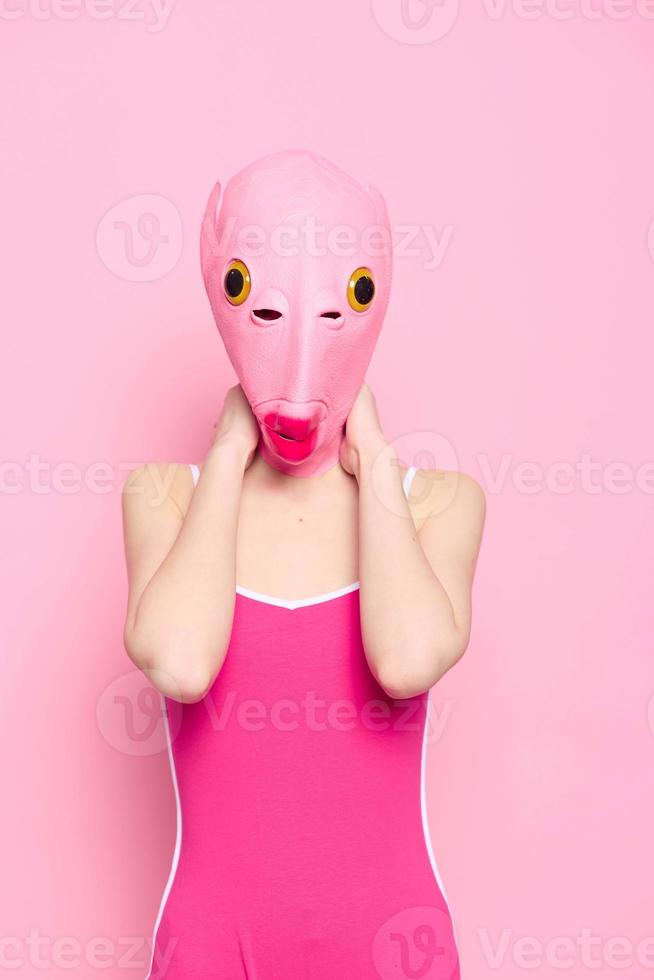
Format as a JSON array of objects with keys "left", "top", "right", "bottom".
[
  {"left": 347, "top": 267, "right": 375, "bottom": 312},
  {"left": 223, "top": 259, "right": 251, "bottom": 306}
]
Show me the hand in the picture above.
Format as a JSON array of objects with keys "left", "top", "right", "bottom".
[
  {"left": 339, "top": 382, "right": 387, "bottom": 480},
  {"left": 212, "top": 384, "right": 260, "bottom": 470}
]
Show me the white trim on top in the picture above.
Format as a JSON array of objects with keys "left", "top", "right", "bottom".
[
  {"left": 420, "top": 692, "right": 459, "bottom": 946},
  {"left": 187, "top": 462, "right": 419, "bottom": 610},
  {"left": 144, "top": 697, "right": 182, "bottom": 980},
  {"left": 235, "top": 580, "right": 360, "bottom": 610}
]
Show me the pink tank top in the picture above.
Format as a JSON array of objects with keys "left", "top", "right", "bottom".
[{"left": 146, "top": 464, "right": 459, "bottom": 980}]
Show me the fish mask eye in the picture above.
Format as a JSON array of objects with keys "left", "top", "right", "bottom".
[
  {"left": 224, "top": 259, "right": 251, "bottom": 306},
  {"left": 347, "top": 267, "right": 375, "bottom": 312}
]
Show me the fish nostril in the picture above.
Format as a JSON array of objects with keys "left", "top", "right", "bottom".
[
  {"left": 320, "top": 311, "right": 342, "bottom": 320},
  {"left": 253, "top": 309, "right": 283, "bottom": 321}
]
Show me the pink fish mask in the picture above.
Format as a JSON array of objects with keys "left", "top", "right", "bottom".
[{"left": 200, "top": 149, "right": 393, "bottom": 477}]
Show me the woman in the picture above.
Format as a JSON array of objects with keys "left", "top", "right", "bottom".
[{"left": 122, "top": 150, "right": 485, "bottom": 979}]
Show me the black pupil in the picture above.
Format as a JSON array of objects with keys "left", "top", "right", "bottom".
[
  {"left": 354, "top": 275, "right": 374, "bottom": 306},
  {"left": 225, "top": 267, "right": 244, "bottom": 298}
]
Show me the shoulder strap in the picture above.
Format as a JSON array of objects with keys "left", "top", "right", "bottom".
[
  {"left": 189, "top": 463, "right": 200, "bottom": 486},
  {"left": 402, "top": 464, "right": 418, "bottom": 500}
]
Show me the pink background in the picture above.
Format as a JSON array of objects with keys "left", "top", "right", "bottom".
[{"left": 1, "top": 1, "right": 653, "bottom": 977}]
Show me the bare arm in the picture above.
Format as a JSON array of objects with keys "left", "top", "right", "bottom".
[
  {"left": 343, "top": 385, "right": 486, "bottom": 699},
  {"left": 121, "top": 386, "right": 258, "bottom": 703}
]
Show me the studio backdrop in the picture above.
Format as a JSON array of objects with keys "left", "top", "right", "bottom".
[{"left": 1, "top": 2, "right": 652, "bottom": 977}]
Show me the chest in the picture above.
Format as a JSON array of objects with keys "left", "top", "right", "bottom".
[{"left": 234, "top": 478, "right": 360, "bottom": 598}]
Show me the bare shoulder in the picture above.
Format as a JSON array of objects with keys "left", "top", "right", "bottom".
[
  {"left": 407, "top": 466, "right": 486, "bottom": 541},
  {"left": 122, "top": 462, "right": 196, "bottom": 525}
]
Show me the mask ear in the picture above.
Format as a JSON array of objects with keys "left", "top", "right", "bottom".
[
  {"left": 367, "top": 182, "right": 394, "bottom": 287},
  {"left": 367, "top": 183, "right": 390, "bottom": 229},
  {"left": 200, "top": 180, "right": 223, "bottom": 280}
]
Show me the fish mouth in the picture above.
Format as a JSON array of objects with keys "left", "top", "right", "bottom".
[{"left": 260, "top": 407, "right": 325, "bottom": 462}]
